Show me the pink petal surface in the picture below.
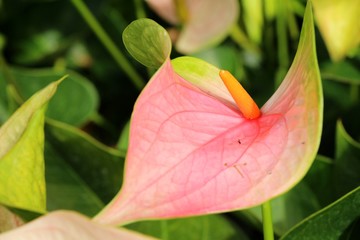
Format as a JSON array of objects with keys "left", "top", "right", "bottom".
[
  {"left": 146, "top": 0, "right": 178, "bottom": 25},
  {"left": 95, "top": 3, "right": 322, "bottom": 226},
  {"left": 175, "top": 0, "right": 239, "bottom": 54},
  {"left": 0, "top": 211, "right": 156, "bottom": 240},
  {"left": 147, "top": 0, "right": 239, "bottom": 54}
]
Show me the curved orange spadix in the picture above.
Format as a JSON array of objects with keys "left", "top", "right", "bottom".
[{"left": 219, "top": 70, "right": 261, "bottom": 119}]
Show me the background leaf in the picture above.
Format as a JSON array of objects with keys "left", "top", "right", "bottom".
[
  {"left": 45, "top": 119, "right": 125, "bottom": 204},
  {"left": 45, "top": 141, "right": 104, "bottom": 216},
  {"left": 333, "top": 120, "right": 360, "bottom": 198},
  {"left": 126, "top": 214, "right": 249, "bottom": 240},
  {"left": 281, "top": 186, "right": 360, "bottom": 240},
  {"left": 10, "top": 67, "right": 99, "bottom": 126},
  {"left": 122, "top": 18, "right": 171, "bottom": 68}
]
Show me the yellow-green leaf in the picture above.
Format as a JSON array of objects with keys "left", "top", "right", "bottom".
[{"left": 0, "top": 79, "right": 63, "bottom": 213}]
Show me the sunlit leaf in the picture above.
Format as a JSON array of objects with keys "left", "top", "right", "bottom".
[
  {"left": 312, "top": 0, "right": 360, "bottom": 61},
  {"left": 242, "top": 0, "right": 263, "bottom": 45},
  {"left": 95, "top": 3, "right": 322, "bottom": 226},
  {"left": 0, "top": 79, "right": 62, "bottom": 213}
]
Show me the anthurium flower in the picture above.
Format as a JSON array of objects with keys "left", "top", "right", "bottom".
[
  {"left": 146, "top": 0, "right": 239, "bottom": 54},
  {"left": 0, "top": 211, "right": 157, "bottom": 240},
  {"left": 312, "top": 0, "right": 360, "bottom": 61},
  {"left": 95, "top": 3, "right": 322, "bottom": 226}
]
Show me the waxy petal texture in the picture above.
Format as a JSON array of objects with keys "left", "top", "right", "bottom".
[
  {"left": 0, "top": 211, "right": 156, "bottom": 240},
  {"left": 95, "top": 3, "right": 322, "bottom": 226}
]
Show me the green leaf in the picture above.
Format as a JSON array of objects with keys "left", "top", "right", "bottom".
[
  {"left": 241, "top": 181, "right": 320, "bottom": 236},
  {"left": 0, "top": 79, "right": 62, "bottom": 213},
  {"left": 312, "top": 0, "right": 360, "bottom": 61},
  {"left": 45, "top": 142, "right": 104, "bottom": 217},
  {"left": 172, "top": 56, "right": 235, "bottom": 107},
  {"left": 238, "top": 156, "right": 333, "bottom": 235},
  {"left": 334, "top": 120, "right": 360, "bottom": 198},
  {"left": 45, "top": 119, "right": 125, "bottom": 204},
  {"left": 191, "top": 45, "right": 246, "bottom": 82},
  {"left": 12, "top": 30, "right": 64, "bottom": 65},
  {"left": 281, "top": 186, "right": 360, "bottom": 240},
  {"left": 126, "top": 214, "right": 250, "bottom": 240},
  {"left": 117, "top": 120, "right": 130, "bottom": 152},
  {"left": 44, "top": 119, "right": 125, "bottom": 217},
  {"left": 321, "top": 61, "right": 360, "bottom": 85},
  {"left": 10, "top": 67, "right": 99, "bottom": 126},
  {"left": 303, "top": 155, "right": 334, "bottom": 207},
  {"left": 122, "top": 18, "right": 172, "bottom": 68}
]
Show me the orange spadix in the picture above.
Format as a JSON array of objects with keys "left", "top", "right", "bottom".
[{"left": 219, "top": 70, "right": 261, "bottom": 119}]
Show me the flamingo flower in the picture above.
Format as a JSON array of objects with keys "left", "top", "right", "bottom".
[
  {"left": 95, "top": 3, "right": 322, "bottom": 226},
  {"left": 146, "top": 0, "right": 239, "bottom": 54}
]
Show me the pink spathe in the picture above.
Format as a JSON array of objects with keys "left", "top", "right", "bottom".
[{"left": 94, "top": 4, "right": 322, "bottom": 226}]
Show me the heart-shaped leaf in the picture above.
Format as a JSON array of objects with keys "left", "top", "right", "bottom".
[
  {"left": 0, "top": 67, "right": 99, "bottom": 126},
  {"left": 95, "top": 2, "right": 322, "bottom": 226},
  {"left": 123, "top": 18, "right": 171, "bottom": 69},
  {"left": 0, "top": 79, "right": 62, "bottom": 213}
]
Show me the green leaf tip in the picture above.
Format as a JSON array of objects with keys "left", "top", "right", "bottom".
[
  {"left": 123, "top": 18, "right": 172, "bottom": 68},
  {"left": 0, "top": 79, "right": 63, "bottom": 213}
]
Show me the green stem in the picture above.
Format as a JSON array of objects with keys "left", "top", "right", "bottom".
[
  {"left": 230, "top": 24, "right": 260, "bottom": 54},
  {"left": 262, "top": 201, "right": 274, "bottom": 240},
  {"left": 0, "top": 54, "right": 24, "bottom": 103},
  {"left": 160, "top": 220, "right": 169, "bottom": 240},
  {"left": 350, "top": 84, "right": 359, "bottom": 104},
  {"left": 174, "top": 0, "right": 189, "bottom": 23},
  {"left": 134, "top": 0, "right": 146, "bottom": 19},
  {"left": 70, "top": 0, "right": 145, "bottom": 90},
  {"left": 276, "top": 0, "right": 289, "bottom": 68}
]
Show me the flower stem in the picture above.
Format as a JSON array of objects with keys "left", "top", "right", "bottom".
[
  {"left": 134, "top": 0, "right": 146, "bottom": 19},
  {"left": 70, "top": 0, "right": 145, "bottom": 90},
  {"left": 229, "top": 24, "right": 260, "bottom": 54},
  {"left": 262, "top": 201, "right": 274, "bottom": 240},
  {"left": 276, "top": 0, "right": 290, "bottom": 69}
]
